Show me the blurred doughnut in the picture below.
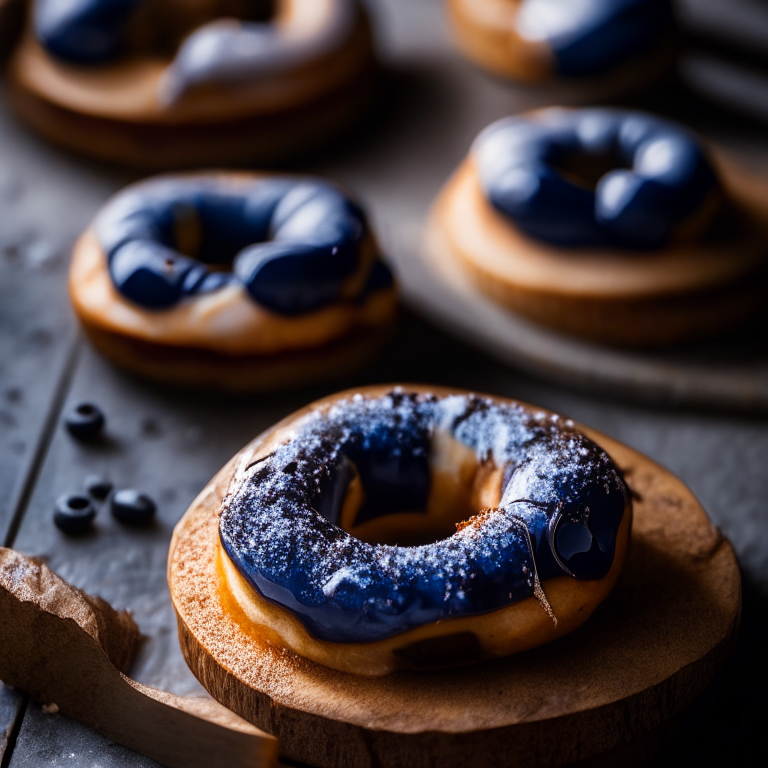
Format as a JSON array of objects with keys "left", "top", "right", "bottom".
[{"left": 10, "top": 0, "right": 376, "bottom": 167}]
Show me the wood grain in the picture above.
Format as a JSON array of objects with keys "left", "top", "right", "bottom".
[
  {"left": 0, "top": 235, "right": 76, "bottom": 541},
  {"left": 169, "top": 386, "right": 741, "bottom": 768}
]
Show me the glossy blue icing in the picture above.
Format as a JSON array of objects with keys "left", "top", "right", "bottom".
[
  {"left": 35, "top": 0, "right": 141, "bottom": 64},
  {"left": 35, "top": 0, "right": 359, "bottom": 99},
  {"left": 219, "top": 390, "right": 628, "bottom": 643},
  {"left": 473, "top": 108, "right": 719, "bottom": 249},
  {"left": 515, "top": 0, "right": 674, "bottom": 77},
  {"left": 94, "top": 176, "right": 388, "bottom": 314},
  {"left": 161, "top": 1, "right": 358, "bottom": 101}
]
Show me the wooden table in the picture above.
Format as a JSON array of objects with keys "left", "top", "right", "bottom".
[{"left": 1, "top": 1, "right": 767, "bottom": 765}]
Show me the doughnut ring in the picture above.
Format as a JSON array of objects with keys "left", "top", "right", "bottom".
[
  {"left": 446, "top": 0, "right": 676, "bottom": 87},
  {"left": 69, "top": 173, "right": 397, "bottom": 390},
  {"left": 9, "top": 0, "right": 375, "bottom": 167},
  {"left": 212, "top": 386, "right": 631, "bottom": 675},
  {"left": 476, "top": 107, "right": 720, "bottom": 249},
  {"left": 427, "top": 107, "right": 768, "bottom": 346}
]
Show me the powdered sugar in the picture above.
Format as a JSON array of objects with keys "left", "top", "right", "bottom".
[{"left": 219, "top": 389, "right": 627, "bottom": 643}]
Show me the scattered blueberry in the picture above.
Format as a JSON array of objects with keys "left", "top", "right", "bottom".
[
  {"left": 84, "top": 475, "right": 113, "bottom": 501},
  {"left": 54, "top": 494, "right": 96, "bottom": 534},
  {"left": 64, "top": 402, "right": 105, "bottom": 441},
  {"left": 111, "top": 489, "right": 156, "bottom": 526}
]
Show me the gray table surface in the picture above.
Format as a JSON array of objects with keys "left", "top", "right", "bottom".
[{"left": 1, "top": 1, "right": 766, "bottom": 766}]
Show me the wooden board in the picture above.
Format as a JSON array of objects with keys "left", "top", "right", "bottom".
[{"left": 169, "top": 392, "right": 741, "bottom": 768}]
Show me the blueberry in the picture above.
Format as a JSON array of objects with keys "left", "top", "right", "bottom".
[
  {"left": 54, "top": 494, "right": 96, "bottom": 534},
  {"left": 65, "top": 403, "right": 105, "bottom": 441},
  {"left": 84, "top": 475, "right": 113, "bottom": 501},
  {"left": 111, "top": 489, "right": 156, "bottom": 526}
]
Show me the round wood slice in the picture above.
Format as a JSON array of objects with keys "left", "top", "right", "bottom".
[{"left": 168, "top": 388, "right": 741, "bottom": 768}]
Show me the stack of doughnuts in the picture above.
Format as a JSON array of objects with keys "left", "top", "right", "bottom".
[
  {"left": 9, "top": 0, "right": 376, "bottom": 166},
  {"left": 69, "top": 173, "right": 397, "bottom": 390},
  {"left": 427, "top": 107, "right": 768, "bottom": 346}
]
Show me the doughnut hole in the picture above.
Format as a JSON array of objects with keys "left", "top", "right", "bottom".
[{"left": 324, "top": 431, "right": 507, "bottom": 547}]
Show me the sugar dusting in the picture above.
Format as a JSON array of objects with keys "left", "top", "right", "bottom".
[{"left": 219, "top": 389, "right": 626, "bottom": 643}]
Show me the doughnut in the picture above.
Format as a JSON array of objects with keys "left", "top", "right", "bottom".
[
  {"left": 445, "top": 0, "right": 677, "bottom": 89},
  {"left": 426, "top": 107, "right": 768, "bottom": 346},
  {"left": 9, "top": 0, "right": 376, "bottom": 167},
  {"left": 195, "top": 385, "right": 632, "bottom": 676},
  {"left": 69, "top": 173, "right": 397, "bottom": 391}
]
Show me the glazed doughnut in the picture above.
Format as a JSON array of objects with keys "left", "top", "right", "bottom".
[
  {"left": 446, "top": 0, "right": 677, "bottom": 88},
  {"left": 9, "top": 0, "right": 376, "bottom": 167},
  {"left": 69, "top": 173, "right": 397, "bottom": 391},
  {"left": 209, "top": 386, "right": 631, "bottom": 676},
  {"left": 427, "top": 107, "right": 768, "bottom": 346}
]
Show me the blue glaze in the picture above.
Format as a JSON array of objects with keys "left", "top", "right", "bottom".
[
  {"left": 35, "top": 0, "right": 141, "bottom": 64},
  {"left": 474, "top": 108, "right": 719, "bottom": 249},
  {"left": 234, "top": 184, "right": 364, "bottom": 314},
  {"left": 219, "top": 390, "right": 628, "bottom": 644},
  {"left": 161, "top": 1, "right": 358, "bottom": 101},
  {"left": 109, "top": 239, "right": 199, "bottom": 309},
  {"left": 515, "top": 0, "right": 674, "bottom": 77},
  {"left": 163, "top": 22, "right": 293, "bottom": 101},
  {"left": 95, "top": 177, "right": 390, "bottom": 314},
  {"left": 35, "top": 0, "right": 359, "bottom": 97}
]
